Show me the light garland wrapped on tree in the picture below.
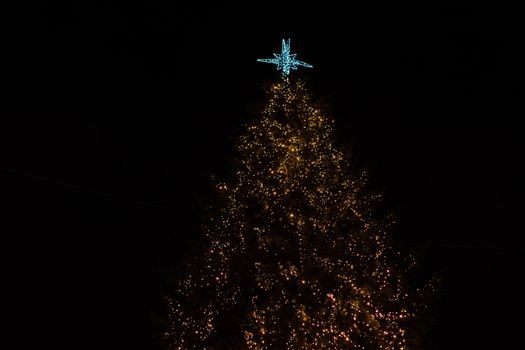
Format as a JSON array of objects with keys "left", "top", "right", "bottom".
[{"left": 163, "top": 40, "right": 436, "bottom": 350}]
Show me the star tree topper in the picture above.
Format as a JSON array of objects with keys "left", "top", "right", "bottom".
[{"left": 257, "top": 38, "right": 313, "bottom": 77}]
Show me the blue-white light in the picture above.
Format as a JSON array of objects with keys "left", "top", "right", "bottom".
[{"left": 257, "top": 39, "right": 313, "bottom": 77}]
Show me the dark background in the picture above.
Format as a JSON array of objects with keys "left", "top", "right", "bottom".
[{"left": 4, "top": 1, "right": 524, "bottom": 349}]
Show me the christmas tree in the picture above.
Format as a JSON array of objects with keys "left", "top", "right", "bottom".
[{"left": 163, "top": 42, "right": 434, "bottom": 349}]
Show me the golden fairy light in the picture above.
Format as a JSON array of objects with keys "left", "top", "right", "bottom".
[{"left": 163, "top": 79, "right": 435, "bottom": 349}]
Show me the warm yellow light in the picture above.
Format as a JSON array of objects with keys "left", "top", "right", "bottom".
[{"left": 164, "top": 79, "right": 434, "bottom": 350}]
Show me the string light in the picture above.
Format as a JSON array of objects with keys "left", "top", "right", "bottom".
[{"left": 163, "top": 79, "right": 435, "bottom": 349}]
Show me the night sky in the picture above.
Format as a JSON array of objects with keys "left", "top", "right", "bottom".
[{"left": 4, "top": 1, "right": 525, "bottom": 349}]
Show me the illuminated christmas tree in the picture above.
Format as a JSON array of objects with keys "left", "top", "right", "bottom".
[
  {"left": 162, "top": 78, "right": 434, "bottom": 349},
  {"left": 162, "top": 40, "right": 435, "bottom": 349}
]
